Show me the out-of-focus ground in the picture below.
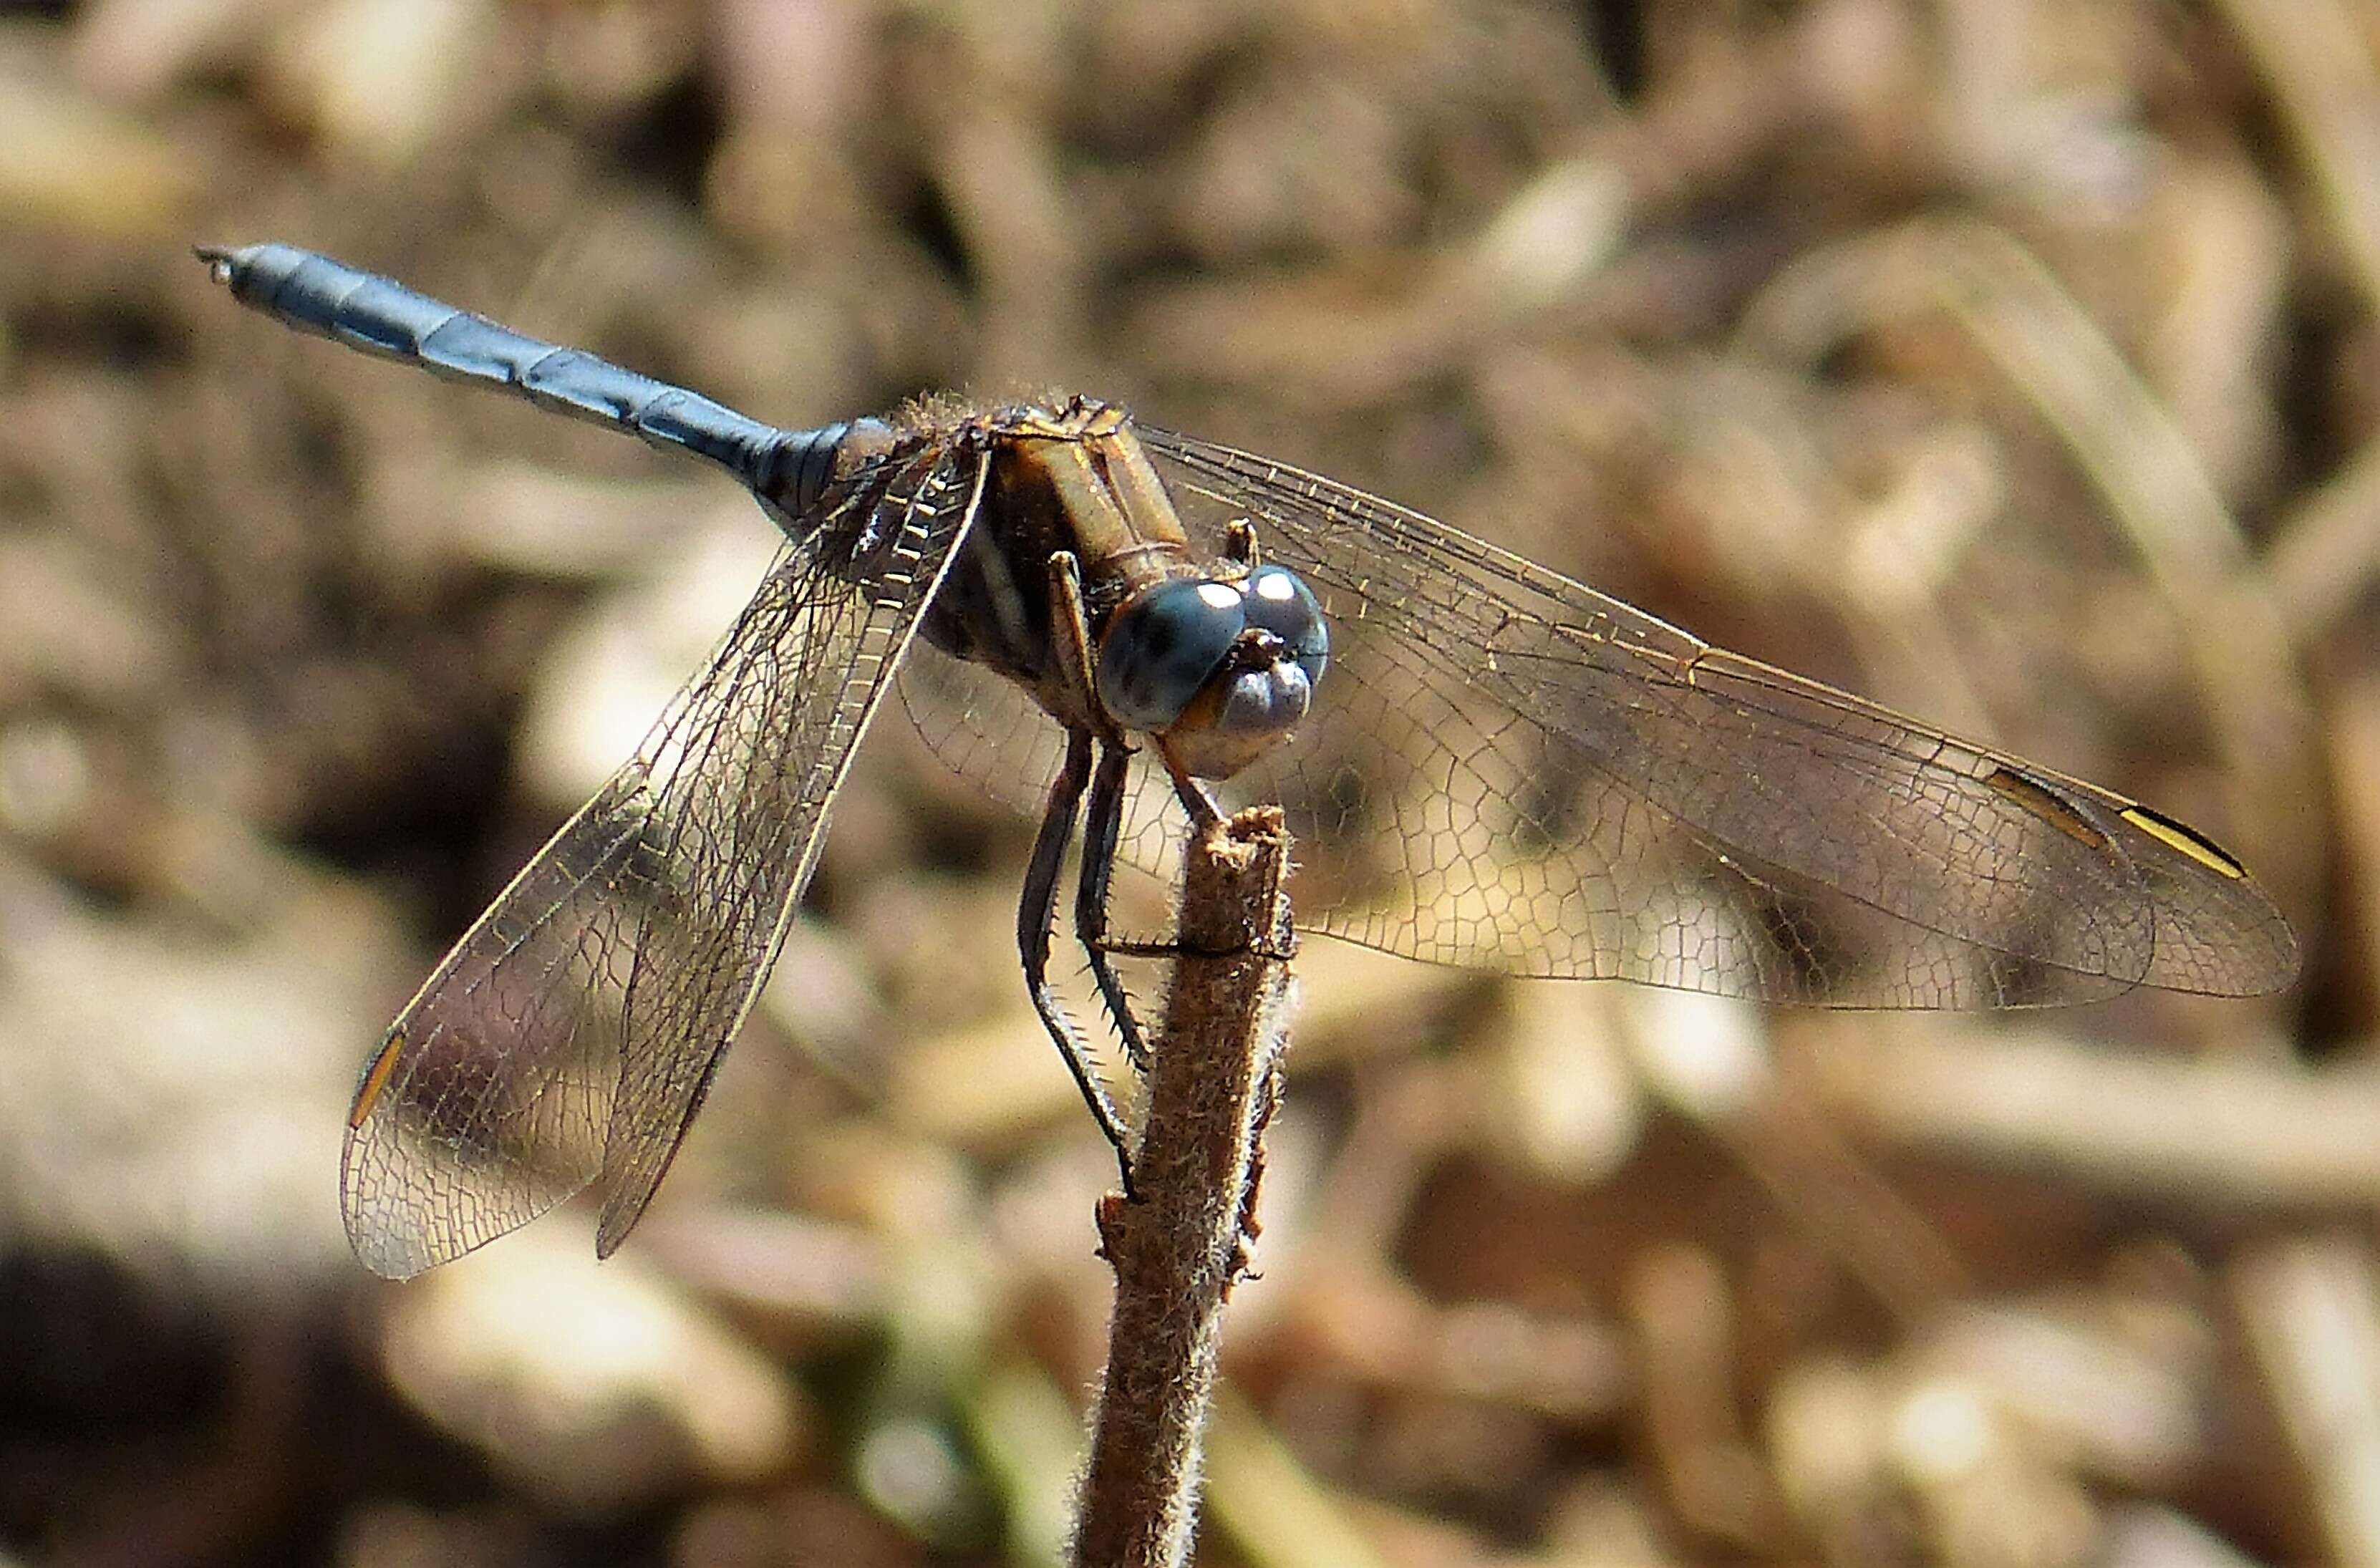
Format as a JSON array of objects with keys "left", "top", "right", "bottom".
[{"left": 0, "top": 0, "right": 2374, "bottom": 1563}]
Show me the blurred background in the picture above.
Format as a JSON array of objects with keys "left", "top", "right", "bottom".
[{"left": 0, "top": 0, "right": 2369, "bottom": 1562}]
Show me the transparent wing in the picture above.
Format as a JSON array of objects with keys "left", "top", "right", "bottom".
[
  {"left": 342, "top": 440, "right": 987, "bottom": 1278},
  {"left": 899, "top": 639, "right": 1186, "bottom": 906},
  {"left": 1087, "top": 425, "right": 2296, "bottom": 1006}
]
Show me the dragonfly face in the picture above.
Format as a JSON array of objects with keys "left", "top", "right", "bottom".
[
  {"left": 199, "top": 243, "right": 2300, "bottom": 1279},
  {"left": 903, "top": 397, "right": 1330, "bottom": 782},
  {"left": 1095, "top": 564, "right": 1330, "bottom": 780}
]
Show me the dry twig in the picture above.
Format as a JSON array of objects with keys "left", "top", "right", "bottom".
[{"left": 1073, "top": 807, "right": 1297, "bottom": 1568}]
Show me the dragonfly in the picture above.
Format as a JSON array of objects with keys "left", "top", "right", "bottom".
[{"left": 200, "top": 243, "right": 2298, "bottom": 1280}]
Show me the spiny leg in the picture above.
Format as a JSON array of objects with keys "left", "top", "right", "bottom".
[
  {"left": 1041, "top": 544, "right": 1161, "bottom": 1071},
  {"left": 1099, "top": 750, "right": 1243, "bottom": 963},
  {"left": 1156, "top": 737, "right": 1229, "bottom": 833},
  {"left": 1075, "top": 740, "right": 1151, "bottom": 1072},
  {"left": 1020, "top": 725, "right": 1137, "bottom": 1186}
]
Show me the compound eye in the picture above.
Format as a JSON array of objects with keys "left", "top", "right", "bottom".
[
  {"left": 1240, "top": 565, "right": 1329, "bottom": 684},
  {"left": 1095, "top": 578, "right": 1246, "bottom": 731}
]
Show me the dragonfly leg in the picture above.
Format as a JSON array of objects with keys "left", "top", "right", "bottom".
[
  {"left": 1020, "top": 725, "right": 1138, "bottom": 1191},
  {"left": 1043, "top": 548, "right": 1133, "bottom": 743},
  {"left": 1075, "top": 739, "right": 1152, "bottom": 1072},
  {"left": 1155, "top": 737, "right": 1229, "bottom": 832}
]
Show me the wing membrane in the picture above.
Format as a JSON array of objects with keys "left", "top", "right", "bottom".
[
  {"left": 342, "top": 441, "right": 987, "bottom": 1277},
  {"left": 1132, "top": 425, "right": 2296, "bottom": 1005}
]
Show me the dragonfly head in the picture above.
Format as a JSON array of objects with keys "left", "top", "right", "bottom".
[{"left": 1095, "top": 563, "right": 1329, "bottom": 779}]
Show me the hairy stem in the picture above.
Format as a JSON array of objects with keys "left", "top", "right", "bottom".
[{"left": 1073, "top": 807, "right": 1296, "bottom": 1568}]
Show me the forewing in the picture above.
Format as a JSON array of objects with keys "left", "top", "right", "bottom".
[
  {"left": 342, "top": 440, "right": 987, "bottom": 1277},
  {"left": 1135, "top": 425, "right": 2298, "bottom": 1005}
]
